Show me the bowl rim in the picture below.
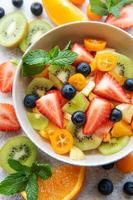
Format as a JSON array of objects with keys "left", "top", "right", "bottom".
[{"left": 13, "top": 21, "right": 133, "bottom": 166}]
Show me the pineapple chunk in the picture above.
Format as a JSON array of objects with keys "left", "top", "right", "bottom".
[
  {"left": 64, "top": 113, "right": 72, "bottom": 121},
  {"left": 81, "top": 80, "right": 95, "bottom": 97},
  {"left": 111, "top": 121, "right": 133, "bottom": 137},
  {"left": 70, "top": 146, "right": 85, "bottom": 160},
  {"left": 116, "top": 104, "right": 133, "bottom": 124}
]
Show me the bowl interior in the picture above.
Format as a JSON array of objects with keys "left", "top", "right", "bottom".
[{"left": 13, "top": 22, "right": 133, "bottom": 166}]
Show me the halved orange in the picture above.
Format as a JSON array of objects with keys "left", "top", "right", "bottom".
[
  {"left": 84, "top": 39, "right": 106, "bottom": 52},
  {"left": 21, "top": 165, "right": 86, "bottom": 200}
]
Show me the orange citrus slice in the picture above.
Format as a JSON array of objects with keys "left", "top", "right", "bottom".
[
  {"left": 116, "top": 153, "right": 133, "bottom": 173},
  {"left": 84, "top": 39, "right": 107, "bottom": 52},
  {"left": 86, "top": 4, "right": 102, "bottom": 21},
  {"left": 68, "top": 73, "right": 87, "bottom": 91},
  {"left": 95, "top": 52, "right": 117, "bottom": 71},
  {"left": 42, "top": 0, "right": 87, "bottom": 25},
  {"left": 22, "top": 165, "right": 85, "bottom": 200}
]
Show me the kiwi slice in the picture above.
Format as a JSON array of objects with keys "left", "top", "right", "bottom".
[
  {"left": 0, "top": 11, "right": 28, "bottom": 48},
  {"left": 26, "top": 77, "right": 54, "bottom": 96},
  {"left": 113, "top": 53, "right": 133, "bottom": 78},
  {"left": 63, "top": 92, "right": 89, "bottom": 114},
  {"left": 49, "top": 72, "right": 63, "bottom": 90},
  {"left": 98, "top": 136, "right": 130, "bottom": 155},
  {"left": 27, "top": 112, "right": 49, "bottom": 130},
  {"left": 49, "top": 65, "right": 75, "bottom": 83},
  {"left": 67, "top": 121, "right": 102, "bottom": 151},
  {"left": 0, "top": 136, "right": 37, "bottom": 173},
  {"left": 20, "top": 19, "right": 52, "bottom": 52}
]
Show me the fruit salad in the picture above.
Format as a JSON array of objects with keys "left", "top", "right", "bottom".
[{"left": 22, "top": 38, "right": 133, "bottom": 160}]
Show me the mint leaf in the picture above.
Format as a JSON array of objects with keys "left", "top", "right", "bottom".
[
  {"left": 22, "top": 63, "right": 45, "bottom": 77},
  {"left": 49, "top": 50, "right": 78, "bottom": 66},
  {"left": 0, "top": 173, "right": 28, "bottom": 195},
  {"left": 90, "top": 0, "right": 108, "bottom": 16},
  {"left": 32, "top": 162, "right": 52, "bottom": 180},
  {"left": 26, "top": 174, "right": 38, "bottom": 200},
  {"left": 8, "top": 159, "right": 31, "bottom": 174},
  {"left": 64, "top": 41, "right": 72, "bottom": 51},
  {"left": 48, "top": 46, "right": 60, "bottom": 59}
]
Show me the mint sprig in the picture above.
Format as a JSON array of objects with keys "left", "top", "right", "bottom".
[
  {"left": 0, "top": 159, "right": 52, "bottom": 200},
  {"left": 90, "top": 0, "right": 133, "bottom": 17},
  {"left": 22, "top": 42, "right": 78, "bottom": 77}
]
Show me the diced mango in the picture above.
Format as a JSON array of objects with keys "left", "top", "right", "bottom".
[
  {"left": 111, "top": 121, "right": 133, "bottom": 137},
  {"left": 103, "top": 133, "right": 111, "bottom": 142},
  {"left": 88, "top": 92, "right": 97, "bottom": 101}
]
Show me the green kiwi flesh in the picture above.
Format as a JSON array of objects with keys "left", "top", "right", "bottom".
[
  {"left": 49, "top": 72, "right": 63, "bottom": 90},
  {"left": 0, "top": 136, "right": 37, "bottom": 173},
  {"left": 67, "top": 121, "right": 102, "bottom": 151},
  {"left": 98, "top": 136, "right": 129, "bottom": 155},
  {"left": 49, "top": 65, "right": 75, "bottom": 83},
  {"left": 63, "top": 92, "right": 89, "bottom": 114},
  {"left": 27, "top": 112, "right": 49, "bottom": 130},
  {"left": 20, "top": 19, "right": 52, "bottom": 52},
  {"left": 113, "top": 53, "right": 133, "bottom": 78},
  {"left": 26, "top": 77, "right": 54, "bottom": 96},
  {"left": 0, "top": 11, "right": 28, "bottom": 48}
]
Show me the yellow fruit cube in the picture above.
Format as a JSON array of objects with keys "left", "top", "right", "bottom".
[
  {"left": 39, "top": 130, "right": 50, "bottom": 140},
  {"left": 111, "top": 121, "right": 133, "bottom": 137}
]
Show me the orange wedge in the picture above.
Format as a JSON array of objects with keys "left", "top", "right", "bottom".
[
  {"left": 42, "top": 0, "right": 87, "bottom": 25},
  {"left": 22, "top": 165, "right": 85, "bottom": 200}
]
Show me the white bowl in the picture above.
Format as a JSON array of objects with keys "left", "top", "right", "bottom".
[{"left": 13, "top": 21, "right": 133, "bottom": 166}]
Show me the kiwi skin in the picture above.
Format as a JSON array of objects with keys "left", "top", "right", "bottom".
[{"left": 0, "top": 136, "right": 37, "bottom": 173}]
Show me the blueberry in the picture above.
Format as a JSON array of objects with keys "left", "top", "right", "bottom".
[
  {"left": 109, "top": 108, "right": 122, "bottom": 122},
  {"left": 76, "top": 62, "right": 91, "bottom": 77},
  {"left": 102, "top": 163, "right": 115, "bottom": 170},
  {"left": 98, "top": 179, "right": 114, "bottom": 195},
  {"left": 12, "top": 0, "right": 23, "bottom": 8},
  {"left": 0, "top": 7, "right": 5, "bottom": 18},
  {"left": 123, "top": 78, "right": 133, "bottom": 91},
  {"left": 31, "top": 2, "right": 43, "bottom": 16},
  {"left": 72, "top": 111, "right": 86, "bottom": 127},
  {"left": 61, "top": 84, "right": 76, "bottom": 100},
  {"left": 24, "top": 94, "right": 38, "bottom": 108},
  {"left": 123, "top": 182, "right": 133, "bottom": 196}
]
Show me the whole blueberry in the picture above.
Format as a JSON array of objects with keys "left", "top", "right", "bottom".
[
  {"left": 61, "top": 84, "right": 76, "bottom": 100},
  {"left": 123, "top": 182, "right": 133, "bottom": 196},
  {"left": 123, "top": 78, "right": 133, "bottom": 91},
  {"left": 72, "top": 111, "right": 86, "bottom": 127},
  {"left": 12, "top": 0, "right": 23, "bottom": 8},
  {"left": 76, "top": 62, "right": 91, "bottom": 77},
  {"left": 24, "top": 94, "right": 38, "bottom": 108},
  {"left": 31, "top": 2, "right": 43, "bottom": 16},
  {"left": 109, "top": 108, "right": 122, "bottom": 122},
  {"left": 0, "top": 7, "right": 5, "bottom": 18},
  {"left": 98, "top": 179, "right": 114, "bottom": 195},
  {"left": 102, "top": 163, "right": 115, "bottom": 170}
]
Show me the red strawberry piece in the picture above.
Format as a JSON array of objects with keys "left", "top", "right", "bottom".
[
  {"left": 106, "top": 5, "right": 133, "bottom": 30},
  {"left": 0, "top": 61, "right": 16, "bottom": 93},
  {"left": 47, "top": 90, "right": 64, "bottom": 106},
  {"left": 36, "top": 93, "right": 63, "bottom": 128},
  {"left": 71, "top": 43, "right": 93, "bottom": 65},
  {"left": 0, "top": 103, "right": 20, "bottom": 132},
  {"left": 83, "top": 98, "right": 112, "bottom": 135},
  {"left": 95, "top": 71, "right": 105, "bottom": 84},
  {"left": 94, "top": 120, "right": 113, "bottom": 139},
  {"left": 93, "top": 73, "right": 130, "bottom": 104}
]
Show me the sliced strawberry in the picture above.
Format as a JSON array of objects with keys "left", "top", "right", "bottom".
[
  {"left": 36, "top": 93, "right": 63, "bottom": 128},
  {"left": 47, "top": 90, "right": 64, "bottom": 106},
  {"left": 95, "top": 71, "right": 105, "bottom": 84},
  {"left": 0, "top": 103, "right": 20, "bottom": 132},
  {"left": 71, "top": 43, "right": 93, "bottom": 65},
  {"left": 106, "top": 5, "right": 133, "bottom": 30},
  {"left": 93, "top": 73, "right": 130, "bottom": 104},
  {"left": 83, "top": 98, "right": 112, "bottom": 135},
  {"left": 94, "top": 120, "right": 113, "bottom": 139},
  {"left": 0, "top": 61, "right": 16, "bottom": 93}
]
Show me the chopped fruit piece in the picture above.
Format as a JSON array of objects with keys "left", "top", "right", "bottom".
[
  {"left": 123, "top": 78, "right": 133, "bottom": 91},
  {"left": 88, "top": 92, "right": 97, "bottom": 101},
  {"left": 70, "top": 146, "right": 85, "bottom": 160},
  {"left": 90, "top": 60, "right": 97, "bottom": 71},
  {"left": 0, "top": 61, "right": 16, "bottom": 93},
  {"left": 131, "top": 120, "right": 133, "bottom": 130},
  {"left": 111, "top": 121, "right": 133, "bottom": 137},
  {"left": 49, "top": 129, "right": 74, "bottom": 154},
  {"left": 95, "top": 52, "right": 117, "bottom": 71},
  {"left": 116, "top": 104, "right": 133, "bottom": 124},
  {"left": 69, "top": 0, "right": 85, "bottom": 6},
  {"left": 103, "top": 133, "right": 111, "bottom": 142},
  {"left": 106, "top": 5, "right": 133, "bottom": 30},
  {"left": 86, "top": 4, "right": 102, "bottom": 20},
  {"left": 109, "top": 71, "right": 125, "bottom": 85},
  {"left": 116, "top": 153, "right": 133, "bottom": 173},
  {"left": 0, "top": 103, "right": 20, "bottom": 132},
  {"left": 35, "top": 66, "right": 49, "bottom": 78},
  {"left": 94, "top": 120, "right": 113, "bottom": 139},
  {"left": 95, "top": 71, "right": 105, "bottom": 84},
  {"left": 109, "top": 108, "right": 122, "bottom": 122},
  {"left": 76, "top": 62, "right": 91, "bottom": 77},
  {"left": 36, "top": 93, "right": 63, "bottom": 128},
  {"left": 93, "top": 73, "right": 130, "bottom": 104},
  {"left": 42, "top": 122, "right": 60, "bottom": 137},
  {"left": 72, "top": 43, "right": 93, "bottom": 65},
  {"left": 47, "top": 89, "right": 64, "bottom": 106},
  {"left": 32, "top": 107, "right": 39, "bottom": 113},
  {"left": 83, "top": 98, "right": 112, "bottom": 135},
  {"left": 72, "top": 111, "right": 86, "bottom": 127},
  {"left": 68, "top": 73, "right": 87, "bottom": 91},
  {"left": 39, "top": 130, "right": 50, "bottom": 140},
  {"left": 61, "top": 83, "right": 76, "bottom": 100},
  {"left": 64, "top": 113, "right": 71, "bottom": 121},
  {"left": 84, "top": 39, "right": 106, "bottom": 52},
  {"left": 81, "top": 80, "right": 95, "bottom": 96}
]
